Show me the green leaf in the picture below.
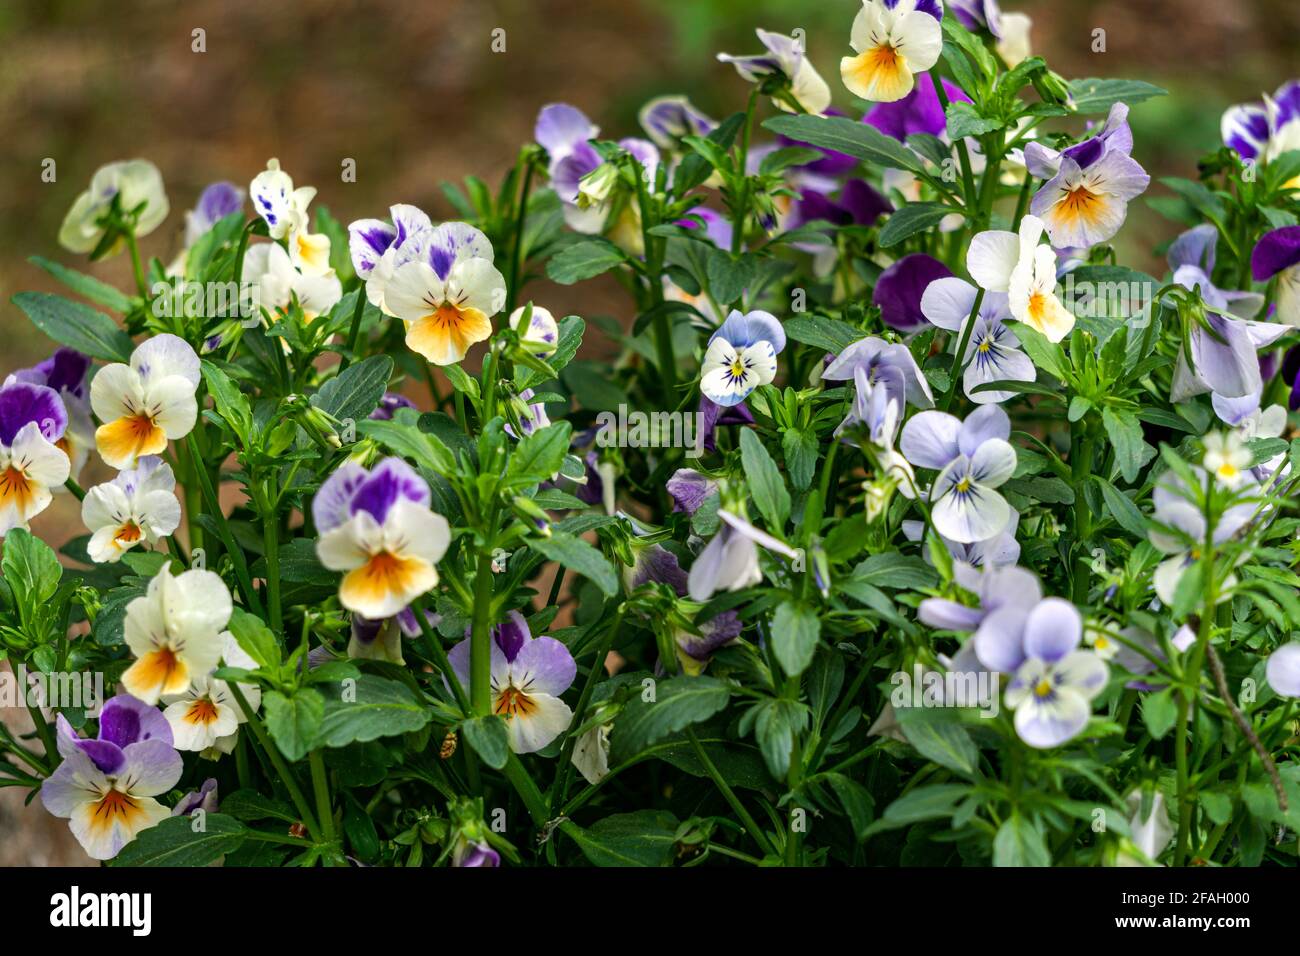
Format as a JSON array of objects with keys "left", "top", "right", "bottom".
[
  {"left": 358, "top": 418, "right": 457, "bottom": 476},
  {"left": 316, "top": 675, "right": 432, "bottom": 748},
  {"left": 895, "top": 708, "right": 979, "bottom": 779},
  {"left": 505, "top": 421, "right": 573, "bottom": 489},
  {"left": 311, "top": 354, "right": 393, "bottom": 425},
  {"left": 739, "top": 428, "right": 790, "bottom": 530},
  {"left": 611, "top": 676, "right": 732, "bottom": 760},
  {"left": 546, "top": 239, "right": 627, "bottom": 284},
  {"left": 227, "top": 608, "right": 281, "bottom": 669},
  {"left": 1, "top": 528, "right": 62, "bottom": 609},
  {"left": 220, "top": 790, "right": 299, "bottom": 824},
  {"left": 705, "top": 248, "right": 759, "bottom": 305},
  {"left": 781, "top": 426, "right": 818, "bottom": 491},
  {"left": 782, "top": 315, "right": 864, "bottom": 353},
  {"left": 29, "top": 255, "right": 133, "bottom": 313},
  {"left": 1095, "top": 476, "right": 1148, "bottom": 537},
  {"left": 771, "top": 601, "right": 821, "bottom": 678},
  {"left": 1101, "top": 407, "right": 1146, "bottom": 483},
  {"left": 12, "top": 291, "right": 135, "bottom": 362},
  {"left": 880, "top": 202, "right": 958, "bottom": 247},
  {"left": 852, "top": 552, "right": 937, "bottom": 590},
  {"left": 1011, "top": 323, "right": 1068, "bottom": 379},
  {"left": 824, "top": 773, "right": 875, "bottom": 841},
  {"left": 874, "top": 784, "right": 970, "bottom": 829},
  {"left": 201, "top": 360, "right": 254, "bottom": 442},
  {"left": 530, "top": 530, "right": 619, "bottom": 597},
  {"left": 1067, "top": 78, "right": 1167, "bottom": 114},
  {"left": 762, "top": 114, "right": 923, "bottom": 174},
  {"left": 945, "top": 101, "right": 1003, "bottom": 141},
  {"left": 993, "top": 813, "right": 1051, "bottom": 866},
  {"left": 111, "top": 813, "right": 247, "bottom": 867},
  {"left": 461, "top": 715, "right": 510, "bottom": 769},
  {"left": 263, "top": 688, "right": 325, "bottom": 760},
  {"left": 566, "top": 810, "right": 680, "bottom": 866},
  {"left": 1141, "top": 687, "right": 1178, "bottom": 740}
]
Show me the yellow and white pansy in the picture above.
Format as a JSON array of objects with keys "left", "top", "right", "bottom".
[
  {"left": 80, "top": 456, "right": 182, "bottom": 563},
  {"left": 0, "top": 380, "right": 72, "bottom": 537},
  {"left": 90, "top": 334, "right": 200, "bottom": 470},
  {"left": 121, "top": 565, "right": 232, "bottom": 705},
  {"left": 243, "top": 241, "right": 343, "bottom": 322},
  {"left": 841, "top": 0, "right": 944, "bottom": 104},
  {"left": 967, "top": 215, "right": 1075, "bottom": 343},
  {"left": 162, "top": 632, "right": 262, "bottom": 754}
]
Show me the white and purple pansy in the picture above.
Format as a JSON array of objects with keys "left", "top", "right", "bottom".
[
  {"left": 122, "top": 565, "right": 232, "bottom": 705},
  {"left": 1251, "top": 225, "right": 1300, "bottom": 327},
  {"left": 687, "top": 508, "right": 800, "bottom": 602},
  {"left": 821, "top": 335, "right": 935, "bottom": 410},
  {"left": 249, "top": 157, "right": 315, "bottom": 241},
  {"left": 449, "top": 611, "right": 577, "bottom": 754},
  {"left": 948, "top": 0, "right": 1001, "bottom": 35},
  {"left": 840, "top": 0, "right": 944, "bottom": 105},
  {"left": 1024, "top": 103, "right": 1150, "bottom": 250},
  {"left": 700, "top": 309, "right": 787, "bottom": 407},
  {"left": 921, "top": 276, "right": 1035, "bottom": 404},
  {"left": 674, "top": 608, "right": 744, "bottom": 675},
  {"left": 509, "top": 303, "right": 560, "bottom": 359},
  {"left": 1005, "top": 650, "right": 1108, "bottom": 749},
  {"left": 184, "top": 181, "right": 245, "bottom": 247},
  {"left": 382, "top": 221, "right": 505, "bottom": 366},
  {"left": 719, "top": 28, "right": 832, "bottom": 114},
  {"left": 90, "top": 334, "right": 200, "bottom": 471},
  {"left": 1169, "top": 304, "right": 1286, "bottom": 419},
  {"left": 5, "top": 347, "right": 93, "bottom": 484},
  {"left": 666, "top": 467, "right": 718, "bottom": 515},
  {"left": 918, "top": 562, "right": 1041, "bottom": 654},
  {"left": 161, "top": 632, "right": 262, "bottom": 754},
  {"left": 901, "top": 404, "right": 1017, "bottom": 543},
  {"left": 1147, "top": 467, "right": 1256, "bottom": 606},
  {"left": 903, "top": 506, "right": 1020, "bottom": 573},
  {"left": 638, "top": 95, "right": 716, "bottom": 151},
  {"left": 39, "top": 694, "right": 182, "bottom": 860},
  {"left": 504, "top": 388, "right": 552, "bottom": 441},
  {"left": 347, "top": 608, "right": 434, "bottom": 666},
  {"left": 0, "top": 379, "right": 71, "bottom": 536},
  {"left": 347, "top": 203, "right": 434, "bottom": 312},
  {"left": 314, "top": 457, "right": 452, "bottom": 620},
  {"left": 80, "top": 456, "right": 181, "bottom": 563},
  {"left": 1222, "top": 79, "right": 1300, "bottom": 165},
  {"left": 242, "top": 241, "right": 343, "bottom": 321}
]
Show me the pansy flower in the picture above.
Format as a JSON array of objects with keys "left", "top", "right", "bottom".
[
  {"left": 369, "top": 392, "right": 417, "bottom": 421},
  {"left": 90, "top": 334, "right": 200, "bottom": 470},
  {"left": 382, "top": 222, "right": 505, "bottom": 366},
  {"left": 449, "top": 612, "right": 577, "bottom": 754},
  {"left": 674, "top": 608, "right": 744, "bottom": 675},
  {"left": 347, "top": 203, "right": 435, "bottom": 314},
  {"left": 822, "top": 335, "right": 935, "bottom": 409},
  {"left": 504, "top": 388, "right": 552, "bottom": 441},
  {"left": 638, "top": 95, "right": 716, "bottom": 151},
  {"left": 874, "top": 254, "right": 952, "bottom": 332},
  {"left": 162, "top": 633, "right": 261, "bottom": 754},
  {"left": 1024, "top": 103, "right": 1149, "bottom": 250},
  {"left": 1251, "top": 225, "right": 1300, "bottom": 327},
  {"left": 967, "top": 214, "right": 1075, "bottom": 342},
  {"left": 996, "top": 12, "right": 1033, "bottom": 67},
  {"left": 249, "top": 157, "right": 316, "bottom": 242},
  {"left": 59, "top": 159, "right": 169, "bottom": 256},
  {"left": 243, "top": 241, "right": 344, "bottom": 321},
  {"left": 80, "top": 456, "right": 181, "bottom": 563},
  {"left": 1005, "top": 649, "right": 1108, "bottom": 749},
  {"left": 918, "top": 563, "right": 1042, "bottom": 656},
  {"left": 7, "top": 348, "right": 94, "bottom": 483},
  {"left": 1233, "top": 403, "right": 1289, "bottom": 485},
  {"left": 184, "top": 181, "right": 245, "bottom": 247},
  {"left": 1147, "top": 467, "right": 1255, "bottom": 606},
  {"left": 1222, "top": 79, "right": 1300, "bottom": 166},
  {"left": 315, "top": 458, "right": 452, "bottom": 619},
  {"left": 1202, "top": 431, "right": 1253, "bottom": 490},
  {"left": 1169, "top": 307, "right": 1286, "bottom": 417},
  {"left": 700, "top": 309, "right": 786, "bottom": 407},
  {"left": 719, "top": 29, "right": 832, "bottom": 114},
  {"left": 347, "top": 608, "right": 432, "bottom": 666},
  {"left": 509, "top": 304, "right": 560, "bottom": 358},
  {"left": 840, "top": 0, "right": 944, "bottom": 105},
  {"left": 40, "top": 695, "right": 181, "bottom": 860},
  {"left": 921, "top": 277, "right": 1035, "bottom": 403},
  {"left": 901, "top": 404, "right": 1017, "bottom": 543},
  {"left": 1266, "top": 643, "right": 1300, "bottom": 698},
  {"left": 172, "top": 778, "right": 220, "bottom": 817},
  {"left": 949, "top": 0, "right": 1001, "bottom": 34},
  {"left": 666, "top": 467, "right": 718, "bottom": 515},
  {"left": 687, "top": 508, "right": 799, "bottom": 601},
  {"left": 903, "top": 506, "right": 1020, "bottom": 572},
  {"left": 122, "top": 565, "right": 232, "bottom": 705},
  {"left": 0, "top": 380, "right": 71, "bottom": 536}
]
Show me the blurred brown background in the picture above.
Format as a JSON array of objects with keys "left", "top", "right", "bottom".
[{"left": 2, "top": 0, "right": 1298, "bottom": 864}]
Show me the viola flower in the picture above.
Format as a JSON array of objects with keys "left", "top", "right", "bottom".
[
  {"left": 40, "top": 695, "right": 181, "bottom": 861},
  {"left": 840, "top": 0, "right": 944, "bottom": 105},
  {"left": 1222, "top": 80, "right": 1300, "bottom": 165},
  {"left": 874, "top": 254, "right": 952, "bottom": 332},
  {"left": 347, "top": 203, "right": 435, "bottom": 314},
  {"left": 90, "top": 334, "right": 200, "bottom": 470},
  {"left": 172, "top": 778, "right": 220, "bottom": 817},
  {"left": 162, "top": 633, "right": 261, "bottom": 754},
  {"left": 504, "top": 389, "right": 552, "bottom": 441},
  {"left": 700, "top": 309, "right": 787, "bottom": 407},
  {"left": 314, "top": 458, "right": 451, "bottom": 619},
  {"left": 638, "top": 95, "right": 716, "bottom": 151},
  {"left": 448, "top": 612, "right": 576, "bottom": 754},
  {"left": 995, "top": 12, "right": 1033, "bottom": 67},
  {"left": 347, "top": 609, "right": 430, "bottom": 666},
  {"left": 1266, "top": 643, "right": 1300, "bottom": 698},
  {"left": 674, "top": 608, "right": 744, "bottom": 675},
  {"left": 719, "top": 29, "right": 832, "bottom": 114},
  {"left": 901, "top": 404, "right": 1018, "bottom": 544},
  {"left": 455, "top": 841, "right": 502, "bottom": 868},
  {"left": 1147, "top": 468, "right": 1255, "bottom": 605},
  {"left": 1251, "top": 225, "right": 1300, "bottom": 327},
  {"left": 184, "top": 181, "right": 244, "bottom": 247},
  {"left": 822, "top": 335, "right": 935, "bottom": 409},
  {"left": 949, "top": 0, "right": 1001, "bottom": 35},
  {"left": 865, "top": 73, "right": 970, "bottom": 142},
  {"left": 59, "top": 159, "right": 169, "bottom": 255},
  {"left": 623, "top": 539, "right": 689, "bottom": 596},
  {"left": 977, "top": 594, "right": 1083, "bottom": 677},
  {"left": 249, "top": 158, "right": 316, "bottom": 242},
  {"left": 1171, "top": 224, "right": 1265, "bottom": 320},
  {"left": 5, "top": 348, "right": 94, "bottom": 484},
  {"left": 967, "top": 215, "right": 1075, "bottom": 342},
  {"left": 903, "top": 507, "right": 1021, "bottom": 572},
  {"left": 687, "top": 508, "right": 799, "bottom": 601},
  {"left": 1201, "top": 431, "right": 1253, "bottom": 489},
  {"left": 80, "top": 456, "right": 181, "bottom": 563},
  {"left": 1233, "top": 404, "right": 1289, "bottom": 484},
  {"left": 921, "top": 277, "right": 1036, "bottom": 404},
  {"left": 918, "top": 563, "right": 1042, "bottom": 661},
  {"left": 383, "top": 222, "right": 505, "bottom": 366},
  {"left": 697, "top": 395, "right": 756, "bottom": 453},
  {"left": 370, "top": 392, "right": 417, "bottom": 421},
  {"left": 243, "top": 241, "right": 344, "bottom": 321},
  {"left": 509, "top": 304, "right": 560, "bottom": 358},
  {"left": 0, "top": 380, "right": 71, "bottom": 536},
  {"left": 122, "top": 565, "right": 232, "bottom": 704},
  {"left": 1024, "top": 103, "right": 1149, "bottom": 250},
  {"left": 1120, "top": 788, "right": 1174, "bottom": 865},
  {"left": 666, "top": 468, "right": 718, "bottom": 515},
  {"left": 1169, "top": 307, "right": 1286, "bottom": 416},
  {"left": 1005, "top": 648, "right": 1108, "bottom": 749},
  {"left": 571, "top": 722, "right": 613, "bottom": 785}
]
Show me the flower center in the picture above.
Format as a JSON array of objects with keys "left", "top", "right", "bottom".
[
  {"left": 92, "top": 788, "right": 141, "bottom": 825},
  {"left": 494, "top": 685, "right": 538, "bottom": 719},
  {"left": 185, "top": 697, "right": 220, "bottom": 726},
  {"left": 115, "top": 521, "right": 143, "bottom": 544},
  {"left": 0, "top": 466, "right": 34, "bottom": 511},
  {"left": 1033, "top": 678, "right": 1054, "bottom": 699},
  {"left": 1060, "top": 185, "right": 1103, "bottom": 224}
]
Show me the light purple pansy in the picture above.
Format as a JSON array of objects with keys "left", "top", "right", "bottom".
[
  {"left": 837, "top": 364, "right": 905, "bottom": 448},
  {"left": 675, "top": 207, "right": 735, "bottom": 250},
  {"left": 369, "top": 392, "right": 417, "bottom": 421},
  {"left": 918, "top": 563, "right": 1041, "bottom": 663},
  {"left": 666, "top": 467, "right": 718, "bottom": 515},
  {"left": 0, "top": 379, "right": 67, "bottom": 446},
  {"left": 455, "top": 841, "right": 502, "bottom": 867},
  {"left": 8, "top": 348, "right": 93, "bottom": 481},
  {"left": 315, "top": 457, "right": 431, "bottom": 532},
  {"left": 903, "top": 507, "right": 1020, "bottom": 572},
  {"left": 921, "top": 277, "right": 1035, "bottom": 404},
  {"left": 1004, "top": 647, "right": 1108, "bottom": 749},
  {"left": 1024, "top": 102, "right": 1150, "bottom": 249},
  {"left": 865, "top": 73, "right": 971, "bottom": 142},
  {"left": 822, "top": 336, "right": 934, "bottom": 410},
  {"left": 676, "top": 609, "right": 744, "bottom": 674},
  {"left": 1251, "top": 225, "right": 1300, "bottom": 328},
  {"left": 700, "top": 310, "right": 787, "bottom": 407},
  {"left": 40, "top": 695, "right": 182, "bottom": 860},
  {"left": 1169, "top": 306, "right": 1287, "bottom": 418},
  {"left": 1147, "top": 467, "right": 1256, "bottom": 606},
  {"left": 638, "top": 95, "right": 717, "bottom": 151},
  {"left": 184, "top": 181, "right": 245, "bottom": 246},
  {"left": 1221, "top": 79, "right": 1300, "bottom": 163},
  {"left": 948, "top": 0, "right": 1002, "bottom": 35},
  {"left": 686, "top": 508, "right": 799, "bottom": 602},
  {"left": 624, "top": 540, "right": 690, "bottom": 595},
  {"left": 172, "top": 778, "right": 220, "bottom": 817},
  {"left": 874, "top": 254, "right": 953, "bottom": 331},
  {"left": 900, "top": 404, "right": 1017, "bottom": 543},
  {"left": 448, "top": 612, "right": 577, "bottom": 754}
]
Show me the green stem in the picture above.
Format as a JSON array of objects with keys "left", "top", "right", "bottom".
[
  {"left": 338, "top": 289, "right": 367, "bottom": 372},
  {"left": 503, "top": 753, "right": 549, "bottom": 826},
  {"left": 309, "top": 750, "right": 337, "bottom": 848},
  {"left": 932, "top": 78, "right": 977, "bottom": 212},
  {"left": 63, "top": 478, "right": 85, "bottom": 501},
  {"left": 258, "top": 482, "right": 282, "bottom": 632},
  {"left": 185, "top": 435, "right": 261, "bottom": 614},
  {"left": 686, "top": 727, "right": 776, "bottom": 858},
  {"left": 549, "top": 606, "right": 623, "bottom": 808},
  {"left": 125, "top": 229, "right": 149, "bottom": 300},
  {"left": 228, "top": 682, "right": 320, "bottom": 840},
  {"left": 412, "top": 595, "right": 469, "bottom": 712}
]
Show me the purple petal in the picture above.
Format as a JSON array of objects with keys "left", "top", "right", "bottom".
[
  {"left": 350, "top": 458, "right": 431, "bottom": 525},
  {"left": 865, "top": 74, "right": 969, "bottom": 142},
  {"left": 874, "top": 254, "right": 953, "bottom": 332},
  {"left": 1251, "top": 226, "right": 1300, "bottom": 282},
  {"left": 98, "top": 693, "right": 173, "bottom": 748},
  {"left": 666, "top": 468, "right": 717, "bottom": 515},
  {"left": 536, "top": 104, "right": 598, "bottom": 156},
  {"left": 0, "top": 381, "right": 67, "bottom": 445},
  {"left": 313, "top": 462, "right": 370, "bottom": 533},
  {"left": 1021, "top": 598, "right": 1082, "bottom": 663},
  {"left": 510, "top": 635, "right": 576, "bottom": 697},
  {"left": 493, "top": 611, "right": 531, "bottom": 662}
]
